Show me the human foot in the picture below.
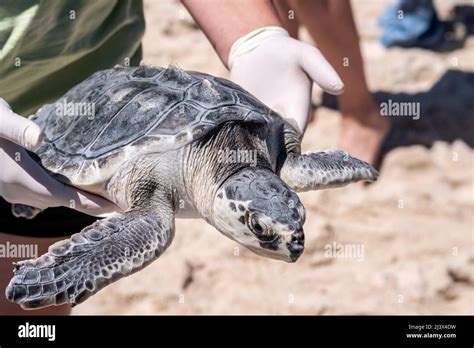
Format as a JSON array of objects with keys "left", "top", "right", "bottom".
[{"left": 338, "top": 106, "right": 390, "bottom": 168}]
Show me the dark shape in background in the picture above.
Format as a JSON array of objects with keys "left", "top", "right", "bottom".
[
  {"left": 437, "top": 5, "right": 474, "bottom": 51},
  {"left": 321, "top": 70, "right": 474, "bottom": 159}
]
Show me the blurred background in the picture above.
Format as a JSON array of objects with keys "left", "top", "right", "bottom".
[{"left": 74, "top": 0, "right": 473, "bottom": 314}]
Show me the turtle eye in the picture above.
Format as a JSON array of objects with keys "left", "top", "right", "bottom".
[{"left": 249, "top": 214, "right": 268, "bottom": 237}]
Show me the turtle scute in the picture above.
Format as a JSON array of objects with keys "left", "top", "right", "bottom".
[{"left": 30, "top": 65, "right": 279, "bottom": 187}]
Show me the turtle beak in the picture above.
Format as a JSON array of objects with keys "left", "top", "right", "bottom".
[{"left": 287, "top": 229, "right": 305, "bottom": 262}]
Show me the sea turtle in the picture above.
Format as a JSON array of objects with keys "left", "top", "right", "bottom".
[{"left": 6, "top": 65, "right": 378, "bottom": 309}]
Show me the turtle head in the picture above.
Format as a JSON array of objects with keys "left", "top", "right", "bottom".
[{"left": 213, "top": 168, "right": 305, "bottom": 262}]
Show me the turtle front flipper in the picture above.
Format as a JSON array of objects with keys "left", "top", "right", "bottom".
[
  {"left": 5, "top": 208, "right": 174, "bottom": 309},
  {"left": 280, "top": 150, "right": 379, "bottom": 192}
]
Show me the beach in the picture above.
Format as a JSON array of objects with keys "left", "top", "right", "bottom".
[{"left": 74, "top": 0, "right": 474, "bottom": 315}]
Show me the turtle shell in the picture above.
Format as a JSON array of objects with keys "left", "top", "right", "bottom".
[{"left": 30, "top": 65, "right": 278, "bottom": 188}]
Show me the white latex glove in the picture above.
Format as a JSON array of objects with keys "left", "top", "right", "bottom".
[
  {"left": 229, "top": 26, "right": 344, "bottom": 134},
  {"left": 0, "top": 98, "right": 121, "bottom": 217}
]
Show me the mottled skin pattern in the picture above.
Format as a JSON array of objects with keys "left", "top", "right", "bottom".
[
  {"left": 280, "top": 150, "right": 379, "bottom": 192},
  {"left": 213, "top": 167, "right": 305, "bottom": 262},
  {"left": 6, "top": 65, "right": 377, "bottom": 309}
]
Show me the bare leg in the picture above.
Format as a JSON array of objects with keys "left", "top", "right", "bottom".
[
  {"left": 275, "top": 0, "right": 390, "bottom": 166},
  {"left": 272, "top": 0, "right": 299, "bottom": 38},
  {"left": 0, "top": 232, "right": 71, "bottom": 315}
]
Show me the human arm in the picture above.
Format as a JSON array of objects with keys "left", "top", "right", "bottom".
[{"left": 182, "top": 0, "right": 282, "bottom": 66}]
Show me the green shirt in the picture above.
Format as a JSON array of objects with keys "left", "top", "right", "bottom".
[{"left": 0, "top": 0, "right": 145, "bottom": 116}]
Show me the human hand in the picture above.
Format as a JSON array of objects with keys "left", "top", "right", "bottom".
[
  {"left": 0, "top": 98, "right": 121, "bottom": 217},
  {"left": 229, "top": 27, "right": 344, "bottom": 133}
]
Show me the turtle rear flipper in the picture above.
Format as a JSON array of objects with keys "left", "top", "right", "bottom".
[
  {"left": 5, "top": 208, "right": 174, "bottom": 309},
  {"left": 11, "top": 204, "right": 43, "bottom": 219},
  {"left": 280, "top": 150, "right": 379, "bottom": 192}
]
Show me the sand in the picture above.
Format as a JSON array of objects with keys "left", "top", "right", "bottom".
[{"left": 74, "top": 0, "right": 474, "bottom": 315}]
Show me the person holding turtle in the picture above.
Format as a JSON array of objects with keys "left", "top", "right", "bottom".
[{"left": 0, "top": 0, "right": 386, "bottom": 314}]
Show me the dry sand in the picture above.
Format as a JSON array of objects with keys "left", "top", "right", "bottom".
[{"left": 74, "top": 0, "right": 474, "bottom": 314}]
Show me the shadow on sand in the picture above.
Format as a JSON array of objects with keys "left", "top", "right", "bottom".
[{"left": 320, "top": 69, "right": 474, "bottom": 158}]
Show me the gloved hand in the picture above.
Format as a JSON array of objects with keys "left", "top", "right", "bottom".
[
  {"left": 0, "top": 98, "right": 121, "bottom": 217},
  {"left": 229, "top": 26, "right": 344, "bottom": 134}
]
